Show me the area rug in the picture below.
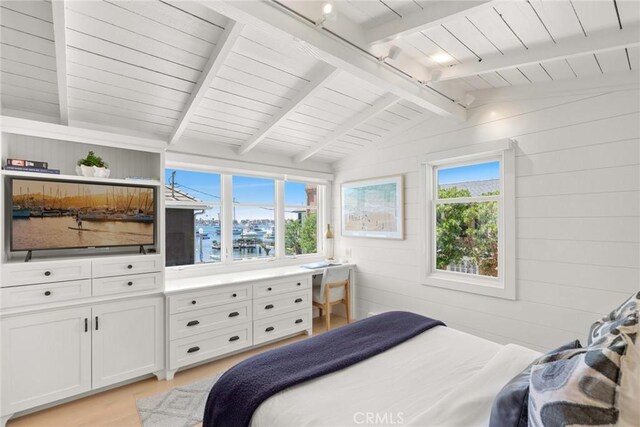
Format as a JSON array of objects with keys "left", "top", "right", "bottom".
[{"left": 136, "top": 373, "right": 222, "bottom": 427}]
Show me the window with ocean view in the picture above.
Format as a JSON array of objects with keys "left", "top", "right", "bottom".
[{"left": 165, "top": 169, "right": 323, "bottom": 267}]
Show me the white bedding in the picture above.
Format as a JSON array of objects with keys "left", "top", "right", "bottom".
[{"left": 251, "top": 326, "right": 540, "bottom": 427}]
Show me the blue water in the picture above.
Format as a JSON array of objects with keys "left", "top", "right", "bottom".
[{"left": 194, "top": 225, "right": 274, "bottom": 263}]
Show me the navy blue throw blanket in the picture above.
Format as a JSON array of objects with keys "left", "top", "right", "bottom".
[{"left": 203, "top": 311, "right": 445, "bottom": 427}]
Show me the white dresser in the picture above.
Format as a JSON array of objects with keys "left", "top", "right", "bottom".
[
  {"left": 164, "top": 267, "right": 314, "bottom": 380},
  {"left": 0, "top": 254, "right": 165, "bottom": 425}
]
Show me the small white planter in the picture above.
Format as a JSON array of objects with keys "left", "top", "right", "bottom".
[
  {"left": 76, "top": 165, "right": 110, "bottom": 178},
  {"left": 92, "top": 166, "right": 111, "bottom": 178}
]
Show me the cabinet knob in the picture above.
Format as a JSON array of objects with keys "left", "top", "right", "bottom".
[
  {"left": 127, "top": 264, "right": 133, "bottom": 269},
  {"left": 187, "top": 320, "right": 200, "bottom": 327},
  {"left": 229, "top": 336, "right": 240, "bottom": 342},
  {"left": 187, "top": 346, "right": 200, "bottom": 353},
  {"left": 267, "top": 287, "right": 272, "bottom": 291},
  {"left": 127, "top": 281, "right": 133, "bottom": 286},
  {"left": 295, "top": 319, "right": 303, "bottom": 324},
  {"left": 265, "top": 304, "right": 274, "bottom": 310},
  {"left": 44, "top": 291, "right": 52, "bottom": 296},
  {"left": 294, "top": 298, "right": 303, "bottom": 303},
  {"left": 44, "top": 271, "right": 51, "bottom": 276},
  {"left": 297, "top": 282, "right": 301, "bottom": 286},
  {"left": 191, "top": 300, "right": 197, "bottom": 305},
  {"left": 232, "top": 293, "right": 237, "bottom": 298},
  {"left": 265, "top": 326, "right": 275, "bottom": 332}
]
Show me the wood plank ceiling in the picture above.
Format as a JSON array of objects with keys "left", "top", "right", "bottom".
[{"left": 1, "top": 0, "right": 638, "bottom": 165}]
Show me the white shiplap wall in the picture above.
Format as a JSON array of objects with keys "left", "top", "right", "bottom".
[{"left": 332, "top": 89, "right": 640, "bottom": 352}]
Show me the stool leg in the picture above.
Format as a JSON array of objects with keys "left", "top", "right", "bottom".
[
  {"left": 345, "top": 283, "right": 351, "bottom": 324},
  {"left": 324, "top": 286, "right": 331, "bottom": 331}
]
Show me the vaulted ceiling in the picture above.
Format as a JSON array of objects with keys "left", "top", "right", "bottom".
[{"left": 1, "top": 0, "right": 638, "bottom": 165}]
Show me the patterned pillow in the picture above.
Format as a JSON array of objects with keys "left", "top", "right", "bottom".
[
  {"left": 589, "top": 291, "right": 639, "bottom": 345},
  {"left": 489, "top": 340, "right": 582, "bottom": 427},
  {"left": 528, "top": 293, "right": 639, "bottom": 427}
]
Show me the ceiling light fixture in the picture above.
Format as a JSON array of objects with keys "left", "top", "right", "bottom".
[
  {"left": 321, "top": 1, "right": 333, "bottom": 15},
  {"left": 316, "top": 1, "right": 335, "bottom": 28},
  {"left": 431, "top": 53, "right": 453, "bottom": 64}
]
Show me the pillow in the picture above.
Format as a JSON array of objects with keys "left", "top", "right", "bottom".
[
  {"left": 589, "top": 291, "right": 639, "bottom": 345},
  {"left": 529, "top": 294, "right": 639, "bottom": 427},
  {"left": 489, "top": 340, "right": 582, "bottom": 427}
]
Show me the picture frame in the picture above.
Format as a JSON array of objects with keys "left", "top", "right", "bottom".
[{"left": 341, "top": 175, "right": 404, "bottom": 240}]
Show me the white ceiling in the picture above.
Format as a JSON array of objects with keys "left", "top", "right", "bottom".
[{"left": 1, "top": 0, "right": 638, "bottom": 165}]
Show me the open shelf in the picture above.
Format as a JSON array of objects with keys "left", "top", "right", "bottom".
[{"left": 1, "top": 169, "right": 162, "bottom": 187}]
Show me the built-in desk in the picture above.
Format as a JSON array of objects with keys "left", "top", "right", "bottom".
[{"left": 163, "top": 264, "right": 355, "bottom": 379}]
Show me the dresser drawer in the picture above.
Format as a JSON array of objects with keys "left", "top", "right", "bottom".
[
  {"left": 1, "top": 280, "right": 91, "bottom": 308},
  {"left": 253, "top": 277, "right": 310, "bottom": 299},
  {"left": 92, "top": 255, "right": 162, "bottom": 278},
  {"left": 253, "top": 289, "right": 310, "bottom": 320},
  {"left": 169, "top": 323, "right": 252, "bottom": 370},
  {"left": 2, "top": 260, "right": 91, "bottom": 287},
  {"left": 92, "top": 272, "right": 162, "bottom": 296},
  {"left": 169, "top": 284, "right": 251, "bottom": 314},
  {"left": 253, "top": 309, "right": 310, "bottom": 345},
  {"left": 169, "top": 301, "right": 252, "bottom": 340}
]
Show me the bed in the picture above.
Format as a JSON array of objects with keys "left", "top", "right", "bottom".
[{"left": 204, "top": 311, "right": 541, "bottom": 427}]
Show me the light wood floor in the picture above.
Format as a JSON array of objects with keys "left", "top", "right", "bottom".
[{"left": 7, "top": 315, "right": 348, "bottom": 427}]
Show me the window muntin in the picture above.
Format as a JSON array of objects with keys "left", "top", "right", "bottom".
[
  {"left": 432, "top": 159, "right": 501, "bottom": 279},
  {"left": 284, "top": 182, "right": 319, "bottom": 256}
]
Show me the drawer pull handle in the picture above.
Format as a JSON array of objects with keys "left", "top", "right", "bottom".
[
  {"left": 229, "top": 336, "right": 240, "bottom": 342},
  {"left": 187, "top": 320, "right": 200, "bottom": 327},
  {"left": 187, "top": 346, "right": 200, "bottom": 353},
  {"left": 228, "top": 312, "right": 240, "bottom": 317},
  {"left": 294, "top": 298, "right": 303, "bottom": 303},
  {"left": 44, "top": 291, "right": 52, "bottom": 296},
  {"left": 265, "top": 304, "right": 274, "bottom": 310},
  {"left": 127, "top": 264, "right": 133, "bottom": 269},
  {"left": 44, "top": 271, "right": 51, "bottom": 276},
  {"left": 127, "top": 281, "right": 133, "bottom": 286},
  {"left": 267, "top": 287, "right": 272, "bottom": 291},
  {"left": 297, "top": 282, "right": 301, "bottom": 286},
  {"left": 95, "top": 316, "right": 99, "bottom": 331},
  {"left": 191, "top": 300, "right": 197, "bottom": 305},
  {"left": 295, "top": 319, "right": 303, "bottom": 324},
  {"left": 265, "top": 326, "right": 275, "bottom": 332},
  {"left": 232, "top": 293, "right": 237, "bottom": 297},
  {"left": 85, "top": 318, "right": 88, "bottom": 333}
]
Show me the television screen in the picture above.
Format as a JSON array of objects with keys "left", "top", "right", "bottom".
[{"left": 10, "top": 178, "right": 156, "bottom": 251}]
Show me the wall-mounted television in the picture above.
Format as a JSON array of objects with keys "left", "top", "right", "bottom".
[{"left": 10, "top": 178, "right": 156, "bottom": 252}]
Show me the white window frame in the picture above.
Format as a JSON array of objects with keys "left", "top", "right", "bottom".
[
  {"left": 420, "top": 139, "right": 516, "bottom": 300},
  {"left": 165, "top": 166, "right": 327, "bottom": 272}
]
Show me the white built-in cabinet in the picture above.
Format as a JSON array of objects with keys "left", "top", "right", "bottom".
[{"left": 1, "top": 297, "right": 163, "bottom": 415}]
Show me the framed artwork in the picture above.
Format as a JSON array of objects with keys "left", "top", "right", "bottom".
[{"left": 341, "top": 175, "right": 404, "bottom": 239}]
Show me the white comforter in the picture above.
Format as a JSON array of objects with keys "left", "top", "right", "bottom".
[{"left": 251, "top": 326, "right": 540, "bottom": 427}]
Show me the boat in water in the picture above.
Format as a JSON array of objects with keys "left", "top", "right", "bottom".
[{"left": 12, "top": 205, "right": 31, "bottom": 219}]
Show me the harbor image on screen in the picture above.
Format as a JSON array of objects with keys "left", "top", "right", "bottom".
[{"left": 11, "top": 178, "right": 155, "bottom": 251}]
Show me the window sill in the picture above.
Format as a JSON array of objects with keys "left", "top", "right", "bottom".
[{"left": 422, "top": 272, "right": 515, "bottom": 300}]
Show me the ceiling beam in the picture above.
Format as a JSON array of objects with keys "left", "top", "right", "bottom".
[
  {"left": 169, "top": 20, "right": 244, "bottom": 145},
  {"left": 438, "top": 23, "right": 640, "bottom": 81},
  {"left": 293, "top": 93, "right": 400, "bottom": 163},
  {"left": 364, "top": 1, "right": 491, "bottom": 45},
  {"left": 201, "top": 1, "right": 466, "bottom": 121},
  {"left": 238, "top": 64, "right": 339, "bottom": 155},
  {"left": 51, "top": 0, "right": 69, "bottom": 125}
]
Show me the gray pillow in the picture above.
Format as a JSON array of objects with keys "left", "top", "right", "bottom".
[{"left": 489, "top": 340, "right": 582, "bottom": 427}]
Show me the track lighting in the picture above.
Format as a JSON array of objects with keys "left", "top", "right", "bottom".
[{"left": 377, "top": 45, "right": 402, "bottom": 63}]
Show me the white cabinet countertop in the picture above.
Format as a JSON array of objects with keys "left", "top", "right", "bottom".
[{"left": 164, "top": 265, "right": 324, "bottom": 294}]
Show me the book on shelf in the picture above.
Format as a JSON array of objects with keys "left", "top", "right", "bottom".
[
  {"left": 3, "top": 165, "right": 61, "bottom": 174},
  {"left": 6, "top": 158, "right": 49, "bottom": 169}
]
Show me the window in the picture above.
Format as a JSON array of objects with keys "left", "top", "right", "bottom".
[
  {"left": 422, "top": 139, "right": 515, "bottom": 299},
  {"left": 285, "top": 181, "right": 319, "bottom": 256},
  {"left": 232, "top": 176, "right": 276, "bottom": 261},
  {"left": 165, "top": 168, "right": 324, "bottom": 268}
]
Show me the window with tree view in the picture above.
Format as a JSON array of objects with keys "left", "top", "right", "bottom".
[
  {"left": 285, "top": 181, "right": 318, "bottom": 255},
  {"left": 434, "top": 160, "right": 500, "bottom": 278}
]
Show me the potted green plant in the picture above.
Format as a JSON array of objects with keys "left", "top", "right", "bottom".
[{"left": 76, "top": 151, "right": 110, "bottom": 178}]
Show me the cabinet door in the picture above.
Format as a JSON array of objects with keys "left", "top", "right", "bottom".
[
  {"left": 1, "top": 307, "right": 92, "bottom": 415},
  {"left": 92, "top": 297, "right": 163, "bottom": 389}
]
